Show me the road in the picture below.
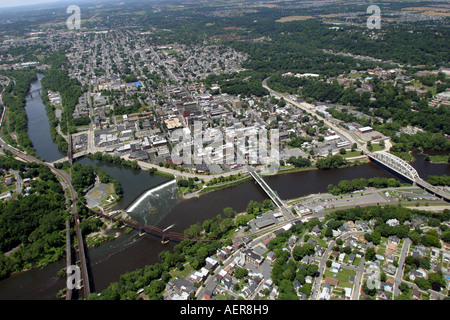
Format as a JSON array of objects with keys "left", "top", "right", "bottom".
[
  {"left": 262, "top": 77, "right": 366, "bottom": 153},
  {"left": 309, "top": 231, "right": 366, "bottom": 300},
  {"left": 393, "top": 238, "right": 411, "bottom": 297}
]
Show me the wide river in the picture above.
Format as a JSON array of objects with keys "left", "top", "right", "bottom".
[{"left": 0, "top": 75, "right": 448, "bottom": 299}]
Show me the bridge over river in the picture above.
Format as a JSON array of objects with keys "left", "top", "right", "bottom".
[
  {"left": 247, "top": 150, "right": 449, "bottom": 216},
  {"left": 369, "top": 151, "right": 450, "bottom": 202}
]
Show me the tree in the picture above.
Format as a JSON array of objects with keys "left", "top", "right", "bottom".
[
  {"left": 399, "top": 282, "right": 410, "bottom": 293},
  {"left": 365, "top": 247, "right": 376, "bottom": 261},
  {"left": 414, "top": 277, "right": 431, "bottom": 291},
  {"left": 362, "top": 281, "right": 377, "bottom": 296},
  {"left": 316, "top": 155, "right": 348, "bottom": 170},
  {"left": 235, "top": 267, "right": 248, "bottom": 279},
  {"left": 293, "top": 243, "right": 315, "bottom": 261},
  {"left": 442, "top": 230, "right": 450, "bottom": 243},
  {"left": 371, "top": 231, "right": 381, "bottom": 245},
  {"left": 428, "top": 272, "right": 445, "bottom": 292}
]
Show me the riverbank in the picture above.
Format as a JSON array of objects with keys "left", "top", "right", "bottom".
[{"left": 180, "top": 156, "right": 370, "bottom": 199}]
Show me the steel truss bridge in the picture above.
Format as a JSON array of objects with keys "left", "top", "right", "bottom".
[
  {"left": 86, "top": 207, "right": 188, "bottom": 242},
  {"left": 369, "top": 151, "right": 450, "bottom": 202}
]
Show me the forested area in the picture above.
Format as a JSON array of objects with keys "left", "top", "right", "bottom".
[
  {"left": 326, "top": 177, "right": 404, "bottom": 195},
  {"left": 204, "top": 70, "right": 269, "bottom": 98},
  {"left": 86, "top": 151, "right": 141, "bottom": 171},
  {"left": 113, "top": 100, "right": 142, "bottom": 116},
  {"left": 0, "top": 69, "right": 37, "bottom": 153},
  {"left": 427, "top": 175, "right": 450, "bottom": 187},
  {"left": 0, "top": 157, "right": 68, "bottom": 280},
  {"left": 390, "top": 131, "right": 450, "bottom": 153},
  {"left": 0, "top": 44, "right": 50, "bottom": 64},
  {"left": 71, "top": 163, "right": 122, "bottom": 197},
  {"left": 315, "top": 154, "right": 348, "bottom": 170}
]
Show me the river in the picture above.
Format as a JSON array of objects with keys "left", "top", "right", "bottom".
[
  {"left": 23, "top": 73, "right": 66, "bottom": 163},
  {"left": 0, "top": 74, "right": 448, "bottom": 299}
]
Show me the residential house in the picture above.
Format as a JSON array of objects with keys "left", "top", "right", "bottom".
[
  {"left": 203, "top": 289, "right": 213, "bottom": 300},
  {"left": 301, "top": 255, "right": 315, "bottom": 266},
  {"left": 165, "top": 277, "right": 196, "bottom": 300},
  {"left": 412, "top": 245, "right": 426, "bottom": 259},
  {"left": 241, "top": 279, "right": 259, "bottom": 299},
  {"left": 330, "top": 251, "right": 339, "bottom": 261},
  {"left": 388, "top": 235, "right": 400, "bottom": 246},
  {"left": 263, "top": 279, "right": 273, "bottom": 292},
  {"left": 223, "top": 275, "right": 235, "bottom": 291},
  {"left": 216, "top": 249, "right": 229, "bottom": 260},
  {"left": 331, "top": 261, "right": 341, "bottom": 273},
  {"left": 288, "top": 235, "right": 298, "bottom": 250},
  {"left": 377, "top": 290, "right": 389, "bottom": 300},
  {"left": 297, "top": 292, "right": 307, "bottom": 300},
  {"left": 266, "top": 251, "right": 276, "bottom": 263},
  {"left": 315, "top": 246, "right": 326, "bottom": 257},
  {"left": 344, "top": 287, "right": 352, "bottom": 300},
  {"left": 269, "top": 286, "right": 279, "bottom": 300},
  {"left": 325, "top": 277, "right": 339, "bottom": 287},
  {"left": 348, "top": 254, "right": 356, "bottom": 265},
  {"left": 409, "top": 269, "right": 426, "bottom": 281},
  {"left": 318, "top": 282, "right": 331, "bottom": 300},
  {"left": 383, "top": 263, "right": 397, "bottom": 276},
  {"left": 205, "top": 257, "right": 219, "bottom": 271},
  {"left": 386, "top": 219, "right": 399, "bottom": 227},
  {"left": 311, "top": 226, "right": 322, "bottom": 237},
  {"left": 383, "top": 281, "right": 394, "bottom": 293},
  {"left": 189, "top": 267, "right": 209, "bottom": 284},
  {"left": 307, "top": 238, "right": 318, "bottom": 248},
  {"left": 293, "top": 280, "right": 302, "bottom": 293}
]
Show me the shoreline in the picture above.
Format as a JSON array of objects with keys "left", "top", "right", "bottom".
[{"left": 179, "top": 159, "right": 370, "bottom": 199}]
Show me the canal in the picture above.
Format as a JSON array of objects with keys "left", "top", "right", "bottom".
[{"left": 0, "top": 74, "right": 448, "bottom": 299}]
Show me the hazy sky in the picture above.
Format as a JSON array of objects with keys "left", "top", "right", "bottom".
[{"left": 0, "top": 0, "right": 70, "bottom": 9}]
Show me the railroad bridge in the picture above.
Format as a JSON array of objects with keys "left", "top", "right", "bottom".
[{"left": 87, "top": 208, "right": 188, "bottom": 242}]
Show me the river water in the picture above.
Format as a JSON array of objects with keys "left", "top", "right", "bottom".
[{"left": 0, "top": 75, "right": 448, "bottom": 299}]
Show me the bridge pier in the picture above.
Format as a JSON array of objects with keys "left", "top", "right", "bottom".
[{"left": 68, "top": 134, "right": 73, "bottom": 166}]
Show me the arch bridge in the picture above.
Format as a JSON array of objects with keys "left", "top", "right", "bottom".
[
  {"left": 369, "top": 151, "right": 420, "bottom": 182},
  {"left": 369, "top": 151, "right": 449, "bottom": 202}
]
